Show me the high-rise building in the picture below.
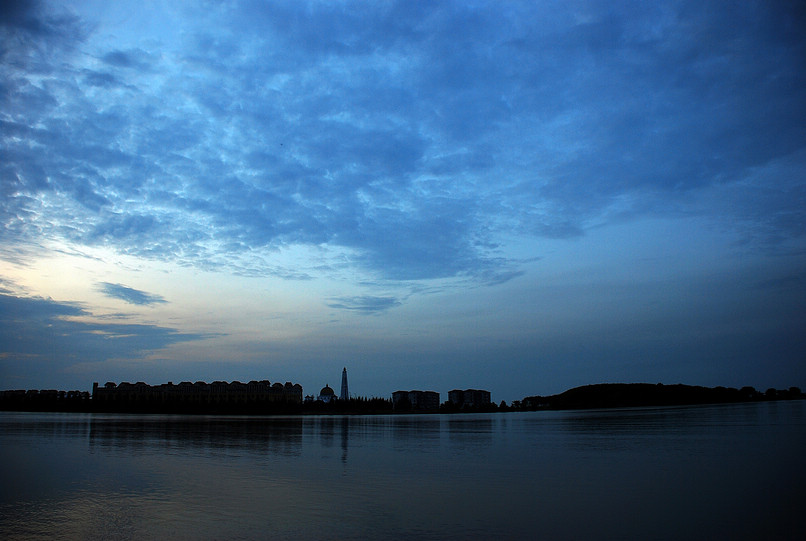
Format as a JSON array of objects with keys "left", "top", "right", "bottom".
[{"left": 340, "top": 367, "right": 349, "bottom": 401}]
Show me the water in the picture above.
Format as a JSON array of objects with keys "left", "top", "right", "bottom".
[{"left": 1, "top": 402, "right": 804, "bottom": 540}]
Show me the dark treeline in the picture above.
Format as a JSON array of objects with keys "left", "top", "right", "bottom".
[{"left": 518, "top": 383, "right": 804, "bottom": 411}]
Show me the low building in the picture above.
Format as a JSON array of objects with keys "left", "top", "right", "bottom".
[
  {"left": 392, "top": 390, "right": 440, "bottom": 411},
  {"left": 318, "top": 384, "right": 336, "bottom": 403}
]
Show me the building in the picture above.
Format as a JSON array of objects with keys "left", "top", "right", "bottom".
[
  {"left": 392, "top": 390, "right": 440, "bottom": 411},
  {"left": 340, "top": 367, "right": 349, "bottom": 401},
  {"left": 448, "top": 389, "right": 491, "bottom": 409},
  {"left": 0, "top": 389, "right": 91, "bottom": 411},
  {"left": 91, "top": 379, "right": 303, "bottom": 411},
  {"left": 318, "top": 384, "right": 336, "bottom": 403}
]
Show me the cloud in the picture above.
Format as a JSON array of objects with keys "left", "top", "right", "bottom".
[
  {"left": 0, "top": 0, "right": 86, "bottom": 67},
  {"left": 0, "top": 293, "right": 206, "bottom": 388},
  {"left": 97, "top": 283, "right": 166, "bottom": 306},
  {"left": 100, "top": 49, "right": 152, "bottom": 70},
  {"left": 1, "top": 1, "right": 804, "bottom": 288},
  {"left": 326, "top": 295, "right": 402, "bottom": 314}
]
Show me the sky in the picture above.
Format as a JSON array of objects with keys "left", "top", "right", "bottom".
[{"left": 1, "top": 0, "right": 805, "bottom": 402}]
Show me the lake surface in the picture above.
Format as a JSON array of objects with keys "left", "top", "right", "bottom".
[{"left": 1, "top": 402, "right": 804, "bottom": 540}]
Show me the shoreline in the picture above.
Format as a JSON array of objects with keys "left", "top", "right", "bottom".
[{"left": 2, "top": 382, "right": 803, "bottom": 415}]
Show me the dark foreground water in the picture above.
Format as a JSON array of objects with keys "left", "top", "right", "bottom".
[{"left": 1, "top": 402, "right": 804, "bottom": 540}]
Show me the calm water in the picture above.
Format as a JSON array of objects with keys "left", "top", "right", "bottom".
[{"left": 1, "top": 402, "right": 804, "bottom": 540}]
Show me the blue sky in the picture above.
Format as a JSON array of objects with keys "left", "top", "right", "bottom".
[{"left": 2, "top": 0, "right": 805, "bottom": 402}]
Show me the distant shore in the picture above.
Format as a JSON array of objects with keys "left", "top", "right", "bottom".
[
  {"left": 1, "top": 382, "right": 803, "bottom": 414},
  {"left": 518, "top": 383, "right": 804, "bottom": 411}
]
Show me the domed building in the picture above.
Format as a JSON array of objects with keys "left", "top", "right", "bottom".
[{"left": 318, "top": 384, "right": 336, "bottom": 403}]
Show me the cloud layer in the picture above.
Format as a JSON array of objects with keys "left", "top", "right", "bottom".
[
  {"left": 0, "top": 292, "right": 204, "bottom": 387},
  {"left": 2, "top": 1, "right": 803, "bottom": 286}
]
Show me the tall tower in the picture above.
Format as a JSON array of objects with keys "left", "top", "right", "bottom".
[{"left": 340, "top": 367, "right": 349, "bottom": 401}]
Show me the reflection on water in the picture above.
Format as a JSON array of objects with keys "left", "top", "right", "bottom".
[
  {"left": 2, "top": 403, "right": 805, "bottom": 540},
  {"left": 447, "top": 416, "right": 494, "bottom": 454},
  {"left": 89, "top": 415, "right": 304, "bottom": 457}
]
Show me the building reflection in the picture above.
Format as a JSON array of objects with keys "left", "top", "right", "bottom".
[
  {"left": 0, "top": 413, "right": 92, "bottom": 439},
  {"left": 88, "top": 416, "right": 304, "bottom": 456},
  {"left": 447, "top": 417, "right": 494, "bottom": 452},
  {"left": 341, "top": 416, "right": 349, "bottom": 463},
  {"left": 391, "top": 416, "right": 442, "bottom": 453},
  {"left": 306, "top": 415, "right": 354, "bottom": 464}
]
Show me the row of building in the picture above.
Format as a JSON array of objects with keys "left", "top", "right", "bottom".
[
  {"left": 91, "top": 380, "right": 489, "bottom": 412},
  {"left": 392, "top": 388, "right": 492, "bottom": 411},
  {"left": 4, "top": 368, "right": 489, "bottom": 414},
  {"left": 92, "top": 380, "right": 304, "bottom": 406},
  {"left": 0, "top": 389, "right": 90, "bottom": 401}
]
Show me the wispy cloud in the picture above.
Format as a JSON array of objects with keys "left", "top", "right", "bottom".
[
  {"left": 0, "top": 293, "right": 206, "bottom": 387},
  {"left": 326, "top": 295, "right": 402, "bottom": 314},
  {"left": 97, "top": 283, "right": 166, "bottom": 306}
]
